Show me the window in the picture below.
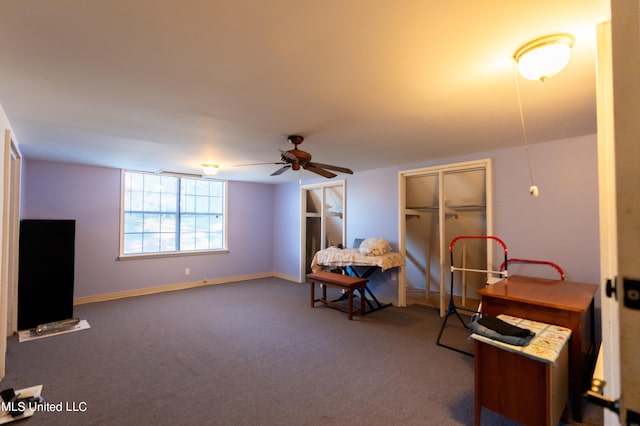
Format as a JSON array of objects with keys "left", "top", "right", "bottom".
[{"left": 121, "top": 170, "right": 227, "bottom": 256}]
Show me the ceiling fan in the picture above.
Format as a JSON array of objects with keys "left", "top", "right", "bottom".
[{"left": 238, "top": 135, "right": 354, "bottom": 179}]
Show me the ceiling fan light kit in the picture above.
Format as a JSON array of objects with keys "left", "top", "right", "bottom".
[
  {"left": 514, "top": 33, "right": 574, "bottom": 81},
  {"left": 201, "top": 164, "right": 219, "bottom": 176}
]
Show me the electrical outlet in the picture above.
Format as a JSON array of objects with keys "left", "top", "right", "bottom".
[
  {"left": 185, "top": 267, "right": 191, "bottom": 276},
  {"left": 391, "top": 273, "right": 397, "bottom": 281}
]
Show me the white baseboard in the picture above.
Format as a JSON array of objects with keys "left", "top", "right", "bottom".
[
  {"left": 270, "top": 271, "right": 301, "bottom": 283},
  {"left": 73, "top": 272, "right": 296, "bottom": 305}
]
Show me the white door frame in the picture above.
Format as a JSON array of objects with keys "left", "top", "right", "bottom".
[
  {"left": 595, "top": 20, "right": 620, "bottom": 426},
  {"left": 1, "top": 131, "right": 22, "bottom": 379}
]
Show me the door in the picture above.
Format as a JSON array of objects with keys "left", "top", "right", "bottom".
[
  {"left": 609, "top": 3, "right": 640, "bottom": 423},
  {"left": 596, "top": 10, "right": 639, "bottom": 425},
  {"left": 441, "top": 168, "right": 488, "bottom": 313},
  {"left": 300, "top": 181, "right": 346, "bottom": 277},
  {"left": 399, "top": 159, "right": 492, "bottom": 314},
  {"left": 404, "top": 172, "right": 440, "bottom": 308}
]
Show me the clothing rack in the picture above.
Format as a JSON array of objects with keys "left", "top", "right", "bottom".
[{"left": 436, "top": 235, "right": 509, "bottom": 356}]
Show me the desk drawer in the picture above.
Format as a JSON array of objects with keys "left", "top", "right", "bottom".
[{"left": 481, "top": 298, "right": 571, "bottom": 326}]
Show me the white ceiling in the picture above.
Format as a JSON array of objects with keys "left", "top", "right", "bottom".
[{"left": 0, "top": 0, "right": 610, "bottom": 183}]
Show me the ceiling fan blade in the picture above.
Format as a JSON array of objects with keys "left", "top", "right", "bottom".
[
  {"left": 278, "top": 149, "right": 298, "bottom": 162},
  {"left": 303, "top": 164, "right": 337, "bottom": 179},
  {"left": 233, "top": 162, "right": 286, "bottom": 167},
  {"left": 306, "top": 161, "right": 353, "bottom": 175},
  {"left": 271, "top": 165, "right": 291, "bottom": 176}
]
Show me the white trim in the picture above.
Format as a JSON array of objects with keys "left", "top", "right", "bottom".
[
  {"left": 117, "top": 248, "right": 230, "bottom": 260},
  {"left": 6, "top": 139, "right": 21, "bottom": 336},
  {"left": 272, "top": 271, "right": 301, "bottom": 283},
  {"left": 1, "top": 130, "right": 21, "bottom": 379},
  {"left": 596, "top": 20, "right": 620, "bottom": 425},
  {"left": 299, "top": 182, "right": 305, "bottom": 283},
  {"left": 73, "top": 272, "right": 294, "bottom": 305},
  {"left": 0, "top": 130, "right": 9, "bottom": 379},
  {"left": 119, "top": 169, "right": 125, "bottom": 255},
  {"left": 400, "top": 158, "right": 492, "bottom": 178},
  {"left": 438, "top": 167, "right": 446, "bottom": 315},
  {"left": 222, "top": 179, "right": 229, "bottom": 252},
  {"left": 397, "top": 173, "right": 407, "bottom": 307}
]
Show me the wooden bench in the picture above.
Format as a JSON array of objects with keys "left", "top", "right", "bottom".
[{"left": 307, "top": 272, "right": 368, "bottom": 320}]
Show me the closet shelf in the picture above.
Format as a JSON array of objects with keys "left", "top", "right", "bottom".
[
  {"left": 446, "top": 205, "right": 486, "bottom": 211},
  {"left": 405, "top": 206, "right": 439, "bottom": 211},
  {"left": 406, "top": 205, "right": 486, "bottom": 212}
]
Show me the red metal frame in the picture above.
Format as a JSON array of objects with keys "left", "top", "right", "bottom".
[
  {"left": 449, "top": 235, "right": 508, "bottom": 255},
  {"left": 499, "top": 258, "right": 565, "bottom": 281}
]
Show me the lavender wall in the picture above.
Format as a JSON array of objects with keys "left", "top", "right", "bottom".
[
  {"left": 22, "top": 160, "right": 275, "bottom": 298},
  {"left": 273, "top": 134, "right": 600, "bottom": 301},
  {"left": 492, "top": 135, "right": 600, "bottom": 284},
  {"left": 22, "top": 133, "right": 599, "bottom": 302},
  {"left": 343, "top": 167, "right": 403, "bottom": 297},
  {"left": 346, "top": 167, "right": 400, "bottom": 244},
  {"left": 272, "top": 181, "right": 300, "bottom": 279}
]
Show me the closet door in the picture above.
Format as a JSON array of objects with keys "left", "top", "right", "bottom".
[
  {"left": 304, "top": 187, "right": 323, "bottom": 275},
  {"left": 301, "top": 181, "right": 346, "bottom": 276},
  {"left": 441, "top": 168, "right": 487, "bottom": 313},
  {"left": 404, "top": 173, "right": 440, "bottom": 307},
  {"left": 18, "top": 219, "right": 75, "bottom": 330},
  {"left": 400, "top": 159, "right": 492, "bottom": 313}
]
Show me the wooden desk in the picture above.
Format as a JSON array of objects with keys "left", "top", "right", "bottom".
[
  {"left": 477, "top": 275, "right": 598, "bottom": 422},
  {"left": 473, "top": 321, "right": 570, "bottom": 426}
]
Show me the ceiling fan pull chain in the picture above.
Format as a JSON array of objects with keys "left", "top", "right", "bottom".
[{"left": 514, "top": 63, "right": 538, "bottom": 197}]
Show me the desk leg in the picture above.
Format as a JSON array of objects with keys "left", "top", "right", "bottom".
[
  {"left": 569, "top": 314, "right": 584, "bottom": 422},
  {"left": 360, "top": 288, "right": 365, "bottom": 316},
  {"left": 474, "top": 342, "right": 481, "bottom": 426}
]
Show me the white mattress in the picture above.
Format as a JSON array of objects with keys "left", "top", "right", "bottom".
[{"left": 310, "top": 247, "right": 405, "bottom": 273}]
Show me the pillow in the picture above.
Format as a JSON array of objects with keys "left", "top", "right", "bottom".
[{"left": 358, "top": 237, "right": 391, "bottom": 256}]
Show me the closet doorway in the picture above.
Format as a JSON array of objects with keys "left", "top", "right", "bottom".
[
  {"left": 398, "top": 159, "right": 492, "bottom": 315},
  {"left": 300, "top": 180, "right": 346, "bottom": 278}
]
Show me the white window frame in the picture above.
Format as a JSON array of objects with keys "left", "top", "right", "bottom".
[{"left": 119, "top": 170, "right": 228, "bottom": 259}]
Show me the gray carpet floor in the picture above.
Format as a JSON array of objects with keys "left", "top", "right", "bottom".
[{"left": 1, "top": 277, "right": 602, "bottom": 425}]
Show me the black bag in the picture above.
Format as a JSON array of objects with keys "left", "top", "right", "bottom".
[{"left": 477, "top": 315, "right": 533, "bottom": 338}]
